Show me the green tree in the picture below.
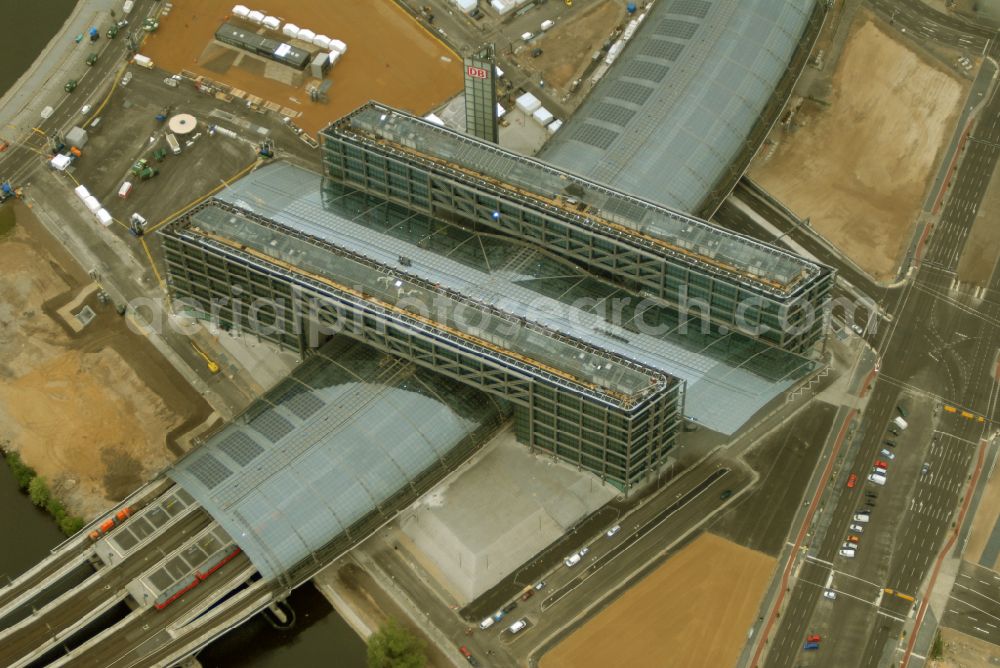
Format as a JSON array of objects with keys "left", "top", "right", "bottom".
[
  {"left": 28, "top": 476, "right": 50, "bottom": 508},
  {"left": 5, "top": 451, "right": 36, "bottom": 490},
  {"left": 366, "top": 618, "right": 426, "bottom": 668},
  {"left": 930, "top": 630, "right": 944, "bottom": 660},
  {"left": 58, "top": 514, "right": 85, "bottom": 536}
]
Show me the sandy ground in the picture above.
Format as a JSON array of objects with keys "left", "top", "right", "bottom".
[
  {"left": 956, "top": 153, "right": 1000, "bottom": 284},
  {"left": 932, "top": 626, "right": 1000, "bottom": 667},
  {"left": 539, "top": 532, "right": 775, "bottom": 668},
  {"left": 749, "top": 12, "right": 965, "bottom": 281},
  {"left": 512, "top": 1, "right": 624, "bottom": 92},
  {"left": 962, "top": 458, "right": 1000, "bottom": 568},
  {"left": 0, "top": 203, "right": 211, "bottom": 519},
  {"left": 140, "top": 0, "right": 462, "bottom": 135}
]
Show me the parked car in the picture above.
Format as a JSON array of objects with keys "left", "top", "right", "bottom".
[
  {"left": 720, "top": 489, "right": 733, "bottom": 500},
  {"left": 874, "top": 459, "right": 889, "bottom": 469},
  {"left": 847, "top": 535, "right": 860, "bottom": 544},
  {"left": 850, "top": 523, "right": 864, "bottom": 533},
  {"left": 921, "top": 462, "right": 931, "bottom": 476},
  {"left": 534, "top": 581, "right": 546, "bottom": 591},
  {"left": 501, "top": 601, "right": 517, "bottom": 614},
  {"left": 847, "top": 473, "right": 857, "bottom": 488},
  {"left": 508, "top": 619, "right": 527, "bottom": 634},
  {"left": 823, "top": 589, "right": 837, "bottom": 600},
  {"left": 606, "top": 525, "right": 621, "bottom": 538},
  {"left": 459, "top": 646, "right": 479, "bottom": 667},
  {"left": 807, "top": 634, "right": 822, "bottom": 643},
  {"left": 853, "top": 512, "right": 870, "bottom": 522},
  {"left": 884, "top": 439, "right": 897, "bottom": 447},
  {"left": 880, "top": 448, "right": 895, "bottom": 459},
  {"left": 521, "top": 589, "right": 534, "bottom": 602},
  {"left": 839, "top": 548, "right": 856, "bottom": 558},
  {"left": 579, "top": 546, "right": 589, "bottom": 557},
  {"left": 564, "top": 553, "right": 582, "bottom": 567}
]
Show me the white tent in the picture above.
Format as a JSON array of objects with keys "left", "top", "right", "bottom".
[
  {"left": 532, "top": 106, "right": 554, "bottom": 126},
  {"left": 515, "top": 92, "right": 541, "bottom": 114},
  {"left": 50, "top": 154, "right": 72, "bottom": 171}
]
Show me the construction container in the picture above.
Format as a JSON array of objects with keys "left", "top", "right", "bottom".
[
  {"left": 312, "top": 34, "right": 332, "bottom": 49},
  {"left": 84, "top": 195, "right": 101, "bottom": 212},
  {"left": 74, "top": 184, "right": 90, "bottom": 201},
  {"left": 263, "top": 15, "right": 281, "bottom": 30},
  {"left": 453, "top": 0, "right": 477, "bottom": 13},
  {"left": 547, "top": 118, "right": 562, "bottom": 134},
  {"left": 327, "top": 50, "right": 341, "bottom": 67},
  {"left": 309, "top": 52, "right": 329, "bottom": 79},
  {"left": 282, "top": 23, "right": 300, "bottom": 38},
  {"left": 66, "top": 126, "right": 88, "bottom": 148},
  {"left": 133, "top": 54, "right": 154, "bottom": 69},
  {"left": 297, "top": 28, "right": 316, "bottom": 42},
  {"left": 329, "top": 39, "right": 347, "bottom": 55},
  {"left": 96, "top": 209, "right": 113, "bottom": 227},
  {"left": 247, "top": 10, "right": 265, "bottom": 24},
  {"left": 232, "top": 4, "right": 250, "bottom": 18}
]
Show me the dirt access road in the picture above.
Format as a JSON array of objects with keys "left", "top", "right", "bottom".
[
  {"left": 750, "top": 11, "right": 965, "bottom": 281},
  {"left": 0, "top": 203, "right": 211, "bottom": 520}
]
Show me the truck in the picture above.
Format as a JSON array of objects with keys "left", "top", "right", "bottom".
[
  {"left": 892, "top": 416, "right": 908, "bottom": 431},
  {"left": 165, "top": 132, "right": 181, "bottom": 155},
  {"left": 133, "top": 54, "right": 154, "bottom": 69}
]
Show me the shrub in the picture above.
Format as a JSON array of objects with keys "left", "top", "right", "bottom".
[
  {"left": 28, "top": 476, "right": 50, "bottom": 508},
  {"left": 5, "top": 451, "right": 36, "bottom": 490}
]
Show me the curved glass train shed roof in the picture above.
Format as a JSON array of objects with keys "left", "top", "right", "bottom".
[
  {"left": 539, "top": 0, "right": 814, "bottom": 213},
  {"left": 167, "top": 338, "right": 506, "bottom": 581}
]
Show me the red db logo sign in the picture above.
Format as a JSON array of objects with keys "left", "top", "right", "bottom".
[{"left": 466, "top": 66, "right": 489, "bottom": 79}]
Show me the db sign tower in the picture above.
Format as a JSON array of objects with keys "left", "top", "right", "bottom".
[{"left": 463, "top": 45, "right": 498, "bottom": 143}]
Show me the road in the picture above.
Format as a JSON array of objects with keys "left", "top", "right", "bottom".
[
  {"left": 760, "top": 24, "right": 1000, "bottom": 668},
  {"left": 941, "top": 560, "right": 1000, "bottom": 645},
  {"left": 359, "top": 453, "right": 753, "bottom": 667}
]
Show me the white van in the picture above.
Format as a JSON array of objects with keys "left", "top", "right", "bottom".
[
  {"left": 839, "top": 548, "right": 856, "bottom": 558},
  {"left": 868, "top": 473, "right": 887, "bottom": 486},
  {"left": 508, "top": 619, "right": 527, "bottom": 634},
  {"left": 479, "top": 617, "right": 495, "bottom": 630},
  {"left": 893, "top": 416, "right": 908, "bottom": 430}
]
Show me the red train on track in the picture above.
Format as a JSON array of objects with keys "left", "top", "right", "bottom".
[{"left": 153, "top": 545, "right": 242, "bottom": 611}]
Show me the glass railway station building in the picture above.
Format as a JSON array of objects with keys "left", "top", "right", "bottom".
[{"left": 162, "top": 103, "right": 831, "bottom": 493}]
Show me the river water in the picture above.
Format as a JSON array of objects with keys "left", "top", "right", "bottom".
[{"left": 0, "top": 13, "right": 366, "bottom": 665}]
